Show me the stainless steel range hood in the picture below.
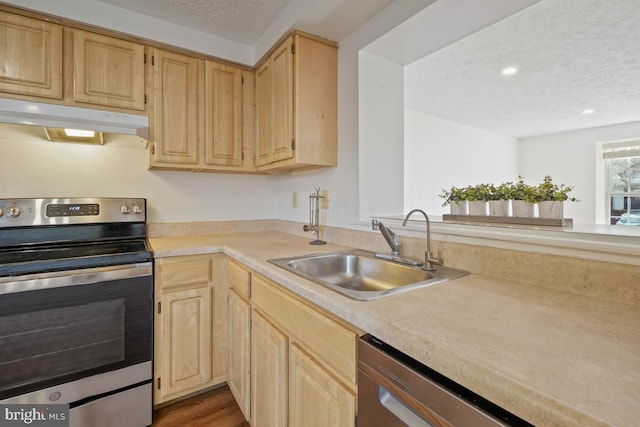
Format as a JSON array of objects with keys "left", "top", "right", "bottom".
[{"left": 0, "top": 98, "right": 149, "bottom": 139}]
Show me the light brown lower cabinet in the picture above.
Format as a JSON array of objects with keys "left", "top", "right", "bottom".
[
  {"left": 158, "top": 286, "right": 211, "bottom": 400},
  {"left": 156, "top": 254, "right": 360, "bottom": 422},
  {"left": 289, "top": 343, "right": 356, "bottom": 426},
  {"left": 248, "top": 271, "right": 360, "bottom": 427},
  {"left": 250, "top": 309, "right": 288, "bottom": 427},
  {"left": 154, "top": 254, "right": 229, "bottom": 405},
  {"left": 228, "top": 287, "right": 251, "bottom": 419}
]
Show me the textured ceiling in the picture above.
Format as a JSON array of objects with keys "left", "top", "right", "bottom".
[
  {"left": 94, "top": 0, "right": 395, "bottom": 46},
  {"left": 404, "top": 0, "right": 640, "bottom": 138},
  {"left": 95, "top": 0, "right": 291, "bottom": 44}
]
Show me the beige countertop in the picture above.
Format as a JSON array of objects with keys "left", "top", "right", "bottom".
[{"left": 150, "top": 231, "right": 640, "bottom": 427}]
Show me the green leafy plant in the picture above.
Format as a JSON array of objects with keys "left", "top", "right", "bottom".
[
  {"left": 464, "top": 184, "right": 491, "bottom": 202},
  {"left": 536, "top": 175, "right": 578, "bottom": 202},
  {"left": 512, "top": 176, "right": 540, "bottom": 203},
  {"left": 439, "top": 186, "right": 466, "bottom": 207},
  {"left": 495, "top": 181, "right": 516, "bottom": 200}
]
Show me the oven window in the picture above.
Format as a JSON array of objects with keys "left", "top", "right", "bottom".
[
  {"left": 0, "top": 274, "right": 152, "bottom": 400},
  {"left": 0, "top": 299, "right": 125, "bottom": 392}
]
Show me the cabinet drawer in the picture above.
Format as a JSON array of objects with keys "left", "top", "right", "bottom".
[
  {"left": 228, "top": 259, "right": 251, "bottom": 298},
  {"left": 252, "top": 274, "right": 357, "bottom": 386},
  {"left": 157, "top": 256, "right": 211, "bottom": 290}
]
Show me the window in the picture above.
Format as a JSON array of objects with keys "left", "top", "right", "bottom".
[{"left": 603, "top": 140, "right": 640, "bottom": 225}]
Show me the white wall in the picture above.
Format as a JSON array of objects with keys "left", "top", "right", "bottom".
[
  {"left": 0, "top": 125, "right": 277, "bottom": 223},
  {"left": 358, "top": 52, "right": 405, "bottom": 218},
  {"left": 404, "top": 111, "right": 519, "bottom": 215},
  {"left": 519, "top": 120, "right": 640, "bottom": 224}
]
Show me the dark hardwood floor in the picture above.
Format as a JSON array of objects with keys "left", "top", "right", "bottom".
[{"left": 153, "top": 386, "right": 249, "bottom": 427}]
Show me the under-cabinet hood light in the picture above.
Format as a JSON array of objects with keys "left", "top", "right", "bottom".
[
  {"left": 0, "top": 98, "right": 149, "bottom": 138},
  {"left": 65, "top": 129, "right": 95, "bottom": 137},
  {"left": 501, "top": 66, "right": 518, "bottom": 75}
]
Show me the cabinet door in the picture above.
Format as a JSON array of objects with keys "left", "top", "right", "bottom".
[
  {"left": 254, "top": 61, "right": 272, "bottom": 167},
  {"left": 204, "top": 61, "right": 242, "bottom": 167},
  {"left": 0, "top": 12, "right": 62, "bottom": 99},
  {"left": 158, "top": 287, "right": 212, "bottom": 402},
  {"left": 228, "top": 288, "right": 251, "bottom": 420},
  {"left": 289, "top": 343, "right": 355, "bottom": 427},
  {"left": 251, "top": 309, "right": 288, "bottom": 427},
  {"left": 270, "top": 38, "right": 295, "bottom": 163},
  {"left": 72, "top": 29, "right": 145, "bottom": 110},
  {"left": 150, "top": 49, "right": 202, "bottom": 168}
]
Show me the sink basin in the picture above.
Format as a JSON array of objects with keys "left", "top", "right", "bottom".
[{"left": 268, "top": 249, "right": 469, "bottom": 301}]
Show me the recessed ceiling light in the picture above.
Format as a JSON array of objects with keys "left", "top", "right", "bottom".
[
  {"left": 501, "top": 67, "right": 518, "bottom": 75},
  {"left": 582, "top": 109, "right": 595, "bottom": 115}
]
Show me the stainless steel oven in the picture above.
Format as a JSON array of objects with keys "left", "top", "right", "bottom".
[
  {"left": 0, "top": 198, "right": 153, "bottom": 427},
  {"left": 358, "top": 335, "right": 533, "bottom": 427}
]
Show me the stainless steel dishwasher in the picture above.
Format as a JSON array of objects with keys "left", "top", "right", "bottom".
[{"left": 357, "top": 335, "right": 533, "bottom": 427}]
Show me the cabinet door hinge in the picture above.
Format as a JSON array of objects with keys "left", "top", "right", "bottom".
[
  {"left": 291, "top": 139, "right": 295, "bottom": 150},
  {"left": 157, "top": 301, "right": 161, "bottom": 313},
  {"left": 157, "top": 378, "right": 161, "bottom": 390},
  {"left": 241, "top": 151, "right": 245, "bottom": 161},
  {"left": 152, "top": 55, "right": 155, "bottom": 66},
  {"left": 291, "top": 43, "right": 295, "bottom": 54},
  {"left": 151, "top": 143, "right": 156, "bottom": 155},
  {"left": 144, "top": 54, "right": 147, "bottom": 64},
  {"left": 241, "top": 75, "right": 244, "bottom": 85},
  {"left": 144, "top": 94, "right": 147, "bottom": 104}
]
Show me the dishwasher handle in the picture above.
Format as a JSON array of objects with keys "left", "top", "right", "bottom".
[{"left": 379, "top": 385, "right": 434, "bottom": 427}]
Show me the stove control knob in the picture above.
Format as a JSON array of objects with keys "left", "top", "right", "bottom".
[
  {"left": 120, "top": 205, "right": 131, "bottom": 215},
  {"left": 132, "top": 205, "right": 143, "bottom": 215},
  {"left": 0, "top": 208, "right": 3, "bottom": 217},
  {"left": 7, "top": 206, "right": 21, "bottom": 218}
]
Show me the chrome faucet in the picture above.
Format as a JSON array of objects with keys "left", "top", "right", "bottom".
[
  {"left": 377, "top": 221, "right": 401, "bottom": 256},
  {"left": 402, "top": 209, "right": 442, "bottom": 271},
  {"left": 371, "top": 219, "right": 422, "bottom": 266}
]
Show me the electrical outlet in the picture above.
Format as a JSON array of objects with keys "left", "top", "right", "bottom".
[
  {"left": 320, "top": 190, "right": 328, "bottom": 209},
  {"left": 292, "top": 192, "right": 298, "bottom": 208}
]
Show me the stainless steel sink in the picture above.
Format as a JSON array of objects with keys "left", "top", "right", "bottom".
[{"left": 268, "top": 249, "right": 469, "bottom": 301}]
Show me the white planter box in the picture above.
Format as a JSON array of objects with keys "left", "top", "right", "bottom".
[
  {"left": 512, "top": 200, "right": 535, "bottom": 217},
  {"left": 468, "top": 201, "right": 488, "bottom": 216},
  {"left": 538, "top": 201, "right": 564, "bottom": 219},
  {"left": 449, "top": 201, "right": 468, "bottom": 215},
  {"left": 488, "top": 200, "right": 509, "bottom": 216}
]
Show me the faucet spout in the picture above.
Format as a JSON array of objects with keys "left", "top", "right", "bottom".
[
  {"left": 402, "top": 209, "right": 441, "bottom": 271},
  {"left": 377, "top": 221, "right": 400, "bottom": 256}
]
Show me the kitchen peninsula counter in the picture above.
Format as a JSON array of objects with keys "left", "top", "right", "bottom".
[{"left": 150, "top": 231, "right": 640, "bottom": 427}]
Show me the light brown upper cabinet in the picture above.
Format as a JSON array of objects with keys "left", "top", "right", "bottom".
[
  {"left": 72, "top": 29, "right": 145, "bottom": 110},
  {"left": 202, "top": 62, "right": 256, "bottom": 172},
  {"left": 204, "top": 61, "right": 242, "bottom": 167},
  {"left": 148, "top": 53, "right": 256, "bottom": 173},
  {"left": 148, "top": 48, "right": 203, "bottom": 169},
  {"left": 0, "top": 11, "right": 62, "bottom": 99},
  {"left": 255, "top": 32, "right": 338, "bottom": 172}
]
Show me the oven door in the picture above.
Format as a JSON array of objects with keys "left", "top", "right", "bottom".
[{"left": 0, "top": 263, "right": 153, "bottom": 401}]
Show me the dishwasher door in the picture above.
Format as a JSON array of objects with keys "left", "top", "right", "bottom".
[{"left": 357, "top": 335, "right": 532, "bottom": 427}]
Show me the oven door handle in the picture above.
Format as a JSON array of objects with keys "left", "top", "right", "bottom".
[{"left": 0, "top": 262, "right": 152, "bottom": 295}]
